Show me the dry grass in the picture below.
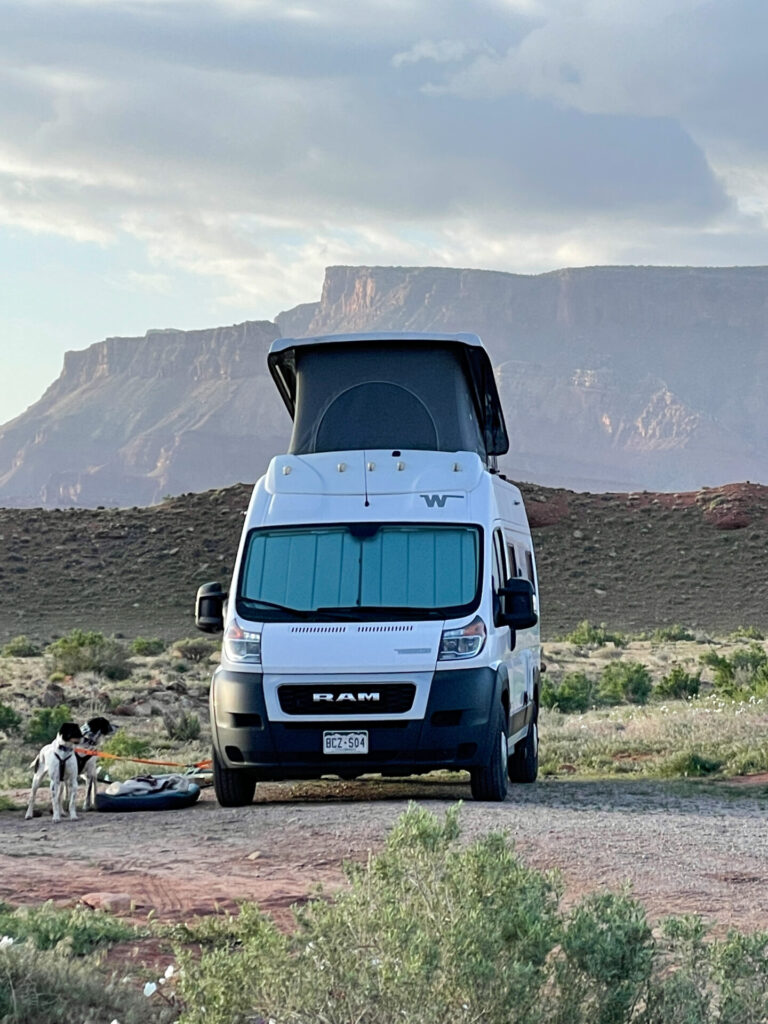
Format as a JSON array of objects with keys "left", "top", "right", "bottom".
[
  {"left": 541, "top": 695, "right": 768, "bottom": 778},
  {"left": 540, "top": 635, "right": 768, "bottom": 778}
]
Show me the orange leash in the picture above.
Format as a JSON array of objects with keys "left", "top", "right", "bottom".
[{"left": 75, "top": 747, "right": 212, "bottom": 770}]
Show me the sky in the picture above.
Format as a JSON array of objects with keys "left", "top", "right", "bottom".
[{"left": 2, "top": 0, "right": 768, "bottom": 422}]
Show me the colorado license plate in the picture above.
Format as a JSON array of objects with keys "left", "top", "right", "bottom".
[{"left": 323, "top": 731, "right": 368, "bottom": 754}]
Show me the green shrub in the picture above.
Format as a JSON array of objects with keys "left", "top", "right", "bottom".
[
  {"left": 102, "top": 732, "right": 151, "bottom": 759},
  {"left": 712, "top": 928, "right": 768, "bottom": 1023},
  {"left": 175, "top": 803, "right": 563, "bottom": 1024},
  {"left": 641, "top": 915, "right": 712, "bottom": 1024},
  {"left": 0, "top": 703, "right": 22, "bottom": 732},
  {"left": 656, "top": 665, "right": 701, "bottom": 700},
  {"left": 554, "top": 889, "right": 653, "bottom": 1023},
  {"left": 1, "top": 634, "right": 41, "bottom": 657},
  {"left": 597, "top": 661, "right": 652, "bottom": 705},
  {"left": 173, "top": 638, "right": 217, "bottom": 663},
  {"left": 724, "top": 745, "right": 768, "bottom": 777},
  {"left": 730, "top": 625, "right": 765, "bottom": 641},
  {"left": 23, "top": 705, "right": 72, "bottom": 746},
  {"left": 45, "top": 629, "right": 132, "bottom": 680},
  {"left": 658, "top": 750, "right": 723, "bottom": 778},
  {"left": 701, "top": 643, "right": 768, "bottom": 696},
  {"left": 163, "top": 710, "right": 201, "bottom": 742},
  {"left": 132, "top": 636, "right": 167, "bottom": 656},
  {"left": 564, "top": 620, "right": 627, "bottom": 648},
  {"left": 172, "top": 805, "right": 768, "bottom": 1024},
  {"left": 47, "top": 671, "right": 65, "bottom": 683},
  {"left": 542, "top": 672, "right": 596, "bottom": 714},
  {"left": 0, "top": 900, "right": 136, "bottom": 955},
  {"left": 651, "top": 624, "right": 695, "bottom": 642}
]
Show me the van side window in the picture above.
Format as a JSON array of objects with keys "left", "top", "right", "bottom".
[
  {"left": 506, "top": 544, "right": 518, "bottom": 579},
  {"left": 524, "top": 550, "right": 536, "bottom": 591},
  {"left": 493, "top": 530, "right": 506, "bottom": 587}
]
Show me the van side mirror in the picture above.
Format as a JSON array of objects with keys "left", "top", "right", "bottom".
[
  {"left": 196, "top": 582, "right": 226, "bottom": 633},
  {"left": 498, "top": 577, "right": 538, "bottom": 630}
]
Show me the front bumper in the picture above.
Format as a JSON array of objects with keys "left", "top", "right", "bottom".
[{"left": 210, "top": 666, "right": 504, "bottom": 779}]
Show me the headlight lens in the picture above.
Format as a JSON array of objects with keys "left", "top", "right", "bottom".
[
  {"left": 223, "top": 621, "right": 261, "bottom": 664},
  {"left": 438, "top": 615, "right": 487, "bottom": 660}
]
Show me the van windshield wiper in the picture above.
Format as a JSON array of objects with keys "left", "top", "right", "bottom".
[
  {"left": 239, "top": 598, "right": 312, "bottom": 618},
  {"left": 240, "top": 598, "right": 363, "bottom": 622},
  {"left": 315, "top": 605, "right": 444, "bottom": 620}
]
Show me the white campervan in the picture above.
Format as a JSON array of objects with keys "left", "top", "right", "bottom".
[{"left": 196, "top": 332, "right": 541, "bottom": 803}]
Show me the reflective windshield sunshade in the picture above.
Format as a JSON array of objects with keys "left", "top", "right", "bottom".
[{"left": 238, "top": 524, "right": 481, "bottom": 616}]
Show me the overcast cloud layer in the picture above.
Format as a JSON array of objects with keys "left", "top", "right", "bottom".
[{"left": 2, "top": 0, "right": 768, "bottom": 420}]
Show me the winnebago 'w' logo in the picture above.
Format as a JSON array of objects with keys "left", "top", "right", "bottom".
[{"left": 420, "top": 494, "right": 464, "bottom": 508}]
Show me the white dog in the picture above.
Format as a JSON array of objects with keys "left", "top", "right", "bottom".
[
  {"left": 25, "top": 722, "right": 83, "bottom": 822},
  {"left": 76, "top": 716, "right": 117, "bottom": 810}
]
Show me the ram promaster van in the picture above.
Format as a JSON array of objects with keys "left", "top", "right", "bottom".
[{"left": 195, "top": 332, "right": 541, "bottom": 804}]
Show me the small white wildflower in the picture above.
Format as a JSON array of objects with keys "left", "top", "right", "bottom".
[
  {"left": 0, "top": 936, "right": 14, "bottom": 950},
  {"left": 164, "top": 964, "right": 175, "bottom": 979},
  {"left": 143, "top": 982, "right": 158, "bottom": 997}
]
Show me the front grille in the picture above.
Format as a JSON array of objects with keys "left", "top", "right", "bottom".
[{"left": 278, "top": 683, "right": 416, "bottom": 715}]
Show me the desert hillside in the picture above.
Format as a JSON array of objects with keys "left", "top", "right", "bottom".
[
  {"left": 2, "top": 478, "right": 766, "bottom": 644},
  {"left": 3, "top": 264, "right": 768, "bottom": 507}
]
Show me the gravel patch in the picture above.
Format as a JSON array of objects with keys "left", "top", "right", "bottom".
[{"left": 2, "top": 777, "right": 766, "bottom": 932}]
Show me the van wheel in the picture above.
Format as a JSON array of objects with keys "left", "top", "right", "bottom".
[
  {"left": 470, "top": 709, "right": 508, "bottom": 802},
  {"left": 508, "top": 706, "right": 538, "bottom": 784},
  {"left": 213, "top": 750, "right": 256, "bottom": 807}
]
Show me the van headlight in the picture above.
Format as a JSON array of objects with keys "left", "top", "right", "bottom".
[
  {"left": 438, "top": 616, "right": 487, "bottom": 660},
  {"left": 223, "top": 622, "right": 262, "bottom": 664}
]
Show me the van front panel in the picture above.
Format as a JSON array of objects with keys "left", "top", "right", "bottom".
[{"left": 210, "top": 666, "right": 508, "bottom": 777}]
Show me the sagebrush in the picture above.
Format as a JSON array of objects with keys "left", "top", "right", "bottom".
[
  {"left": 23, "top": 705, "right": 73, "bottom": 745},
  {"left": 1, "top": 635, "right": 41, "bottom": 658},
  {"left": 174, "top": 804, "right": 768, "bottom": 1024},
  {"left": 45, "top": 629, "right": 132, "bottom": 680}
]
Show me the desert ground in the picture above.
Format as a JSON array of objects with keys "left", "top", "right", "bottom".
[{"left": 2, "top": 480, "right": 768, "bottom": 998}]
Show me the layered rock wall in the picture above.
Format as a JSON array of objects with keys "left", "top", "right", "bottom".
[{"left": 3, "top": 265, "right": 768, "bottom": 506}]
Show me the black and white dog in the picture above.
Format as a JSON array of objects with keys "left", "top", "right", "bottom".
[
  {"left": 77, "top": 716, "right": 117, "bottom": 810},
  {"left": 25, "top": 722, "right": 83, "bottom": 822}
]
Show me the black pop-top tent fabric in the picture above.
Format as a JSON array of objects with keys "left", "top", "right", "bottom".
[{"left": 267, "top": 333, "right": 509, "bottom": 460}]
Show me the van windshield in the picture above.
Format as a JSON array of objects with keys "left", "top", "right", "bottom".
[{"left": 236, "top": 523, "right": 481, "bottom": 621}]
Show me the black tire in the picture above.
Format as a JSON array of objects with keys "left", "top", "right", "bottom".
[
  {"left": 508, "top": 705, "right": 538, "bottom": 784},
  {"left": 470, "top": 708, "right": 509, "bottom": 801},
  {"left": 213, "top": 750, "right": 256, "bottom": 807}
]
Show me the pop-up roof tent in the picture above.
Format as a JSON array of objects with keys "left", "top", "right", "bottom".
[{"left": 267, "top": 332, "right": 509, "bottom": 463}]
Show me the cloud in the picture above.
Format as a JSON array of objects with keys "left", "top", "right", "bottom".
[
  {"left": 0, "top": 0, "right": 764, "bottom": 323},
  {"left": 392, "top": 39, "right": 491, "bottom": 68},
  {"left": 435, "top": 1, "right": 768, "bottom": 155}
]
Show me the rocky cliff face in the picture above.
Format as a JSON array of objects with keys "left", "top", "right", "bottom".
[
  {"left": 277, "top": 264, "right": 768, "bottom": 491},
  {"left": 3, "top": 265, "right": 768, "bottom": 507},
  {"left": 0, "top": 321, "right": 287, "bottom": 507}
]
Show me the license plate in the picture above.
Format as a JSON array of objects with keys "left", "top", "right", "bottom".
[{"left": 323, "top": 731, "right": 368, "bottom": 754}]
